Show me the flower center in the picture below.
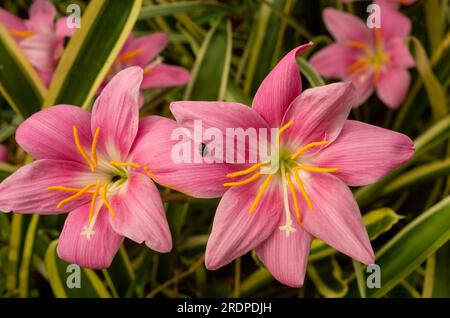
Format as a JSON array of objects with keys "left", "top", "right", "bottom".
[
  {"left": 46, "top": 125, "right": 157, "bottom": 240},
  {"left": 223, "top": 120, "right": 339, "bottom": 236},
  {"left": 345, "top": 28, "right": 392, "bottom": 84}
]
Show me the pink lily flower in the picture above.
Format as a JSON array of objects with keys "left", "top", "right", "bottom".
[
  {"left": 343, "top": 0, "right": 417, "bottom": 9},
  {"left": 309, "top": 5, "right": 415, "bottom": 108},
  {"left": 0, "top": 67, "right": 179, "bottom": 269},
  {"left": 170, "top": 44, "right": 414, "bottom": 287},
  {"left": 0, "top": 0, "right": 75, "bottom": 86},
  {"left": 102, "top": 33, "right": 191, "bottom": 104}
]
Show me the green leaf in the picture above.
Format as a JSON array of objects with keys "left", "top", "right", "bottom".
[
  {"left": 44, "top": 240, "right": 111, "bottom": 298},
  {"left": 308, "top": 257, "right": 348, "bottom": 298},
  {"left": 6, "top": 214, "right": 22, "bottom": 294},
  {"left": 106, "top": 246, "right": 135, "bottom": 297},
  {"left": 425, "top": 0, "right": 446, "bottom": 51},
  {"left": 423, "top": 242, "right": 450, "bottom": 297},
  {"left": 138, "top": 1, "right": 227, "bottom": 19},
  {"left": 183, "top": 19, "right": 232, "bottom": 101},
  {"left": 43, "top": 0, "right": 142, "bottom": 108},
  {"left": 357, "top": 196, "right": 450, "bottom": 298},
  {"left": 297, "top": 56, "right": 325, "bottom": 87},
  {"left": 0, "top": 24, "right": 46, "bottom": 118},
  {"left": 18, "top": 214, "right": 39, "bottom": 297}
]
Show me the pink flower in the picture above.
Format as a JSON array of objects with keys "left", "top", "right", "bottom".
[
  {"left": 310, "top": 5, "right": 415, "bottom": 108},
  {"left": 0, "top": 67, "right": 179, "bottom": 269},
  {"left": 0, "top": 0, "right": 75, "bottom": 85},
  {"left": 170, "top": 44, "right": 415, "bottom": 287},
  {"left": 343, "top": 0, "right": 417, "bottom": 9},
  {"left": 102, "top": 33, "right": 191, "bottom": 104},
  {"left": 0, "top": 145, "right": 7, "bottom": 162}
]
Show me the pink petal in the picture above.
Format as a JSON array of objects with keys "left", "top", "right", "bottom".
[
  {"left": 129, "top": 116, "right": 238, "bottom": 198},
  {"left": 314, "top": 120, "right": 414, "bottom": 186},
  {"left": 141, "top": 64, "right": 191, "bottom": 89},
  {"left": 16, "top": 105, "right": 93, "bottom": 164},
  {"left": 309, "top": 44, "right": 358, "bottom": 79},
  {"left": 57, "top": 204, "right": 123, "bottom": 269},
  {"left": 252, "top": 43, "right": 312, "bottom": 126},
  {"left": 0, "top": 8, "right": 26, "bottom": 32},
  {"left": 282, "top": 82, "right": 356, "bottom": 149},
  {"left": 376, "top": 67, "right": 411, "bottom": 108},
  {"left": 387, "top": 38, "right": 415, "bottom": 68},
  {"left": 205, "top": 179, "right": 282, "bottom": 270},
  {"left": 26, "top": 0, "right": 56, "bottom": 33},
  {"left": 37, "top": 68, "right": 53, "bottom": 86},
  {"left": 19, "top": 33, "right": 56, "bottom": 72},
  {"left": 55, "top": 17, "right": 76, "bottom": 39},
  {"left": 378, "top": 2, "right": 411, "bottom": 40},
  {"left": 346, "top": 71, "right": 374, "bottom": 107},
  {"left": 323, "top": 8, "right": 371, "bottom": 43},
  {"left": 0, "top": 159, "right": 93, "bottom": 214},
  {"left": 109, "top": 172, "right": 172, "bottom": 253},
  {"left": 302, "top": 173, "right": 375, "bottom": 264},
  {"left": 256, "top": 221, "right": 312, "bottom": 288},
  {"left": 126, "top": 32, "right": 168, "bottom": 67},
  {"left": 91, "top": 67, "right": 142, "bottom": 160}
]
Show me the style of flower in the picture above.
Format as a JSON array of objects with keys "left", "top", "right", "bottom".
[
  {"left": 170, "top": 44, "right": 415, "bottom": 287},
  {"left": 309, "top": 5, "right": 415, "bottom": 108},
  {"left": 0, "top": 67, "right": 180, "bottom": 268},
  {"left": 0, "top": 0, "right": 75, "bottom": 85}
]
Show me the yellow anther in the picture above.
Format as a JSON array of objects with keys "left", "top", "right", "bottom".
[
  {"left": 290, "top": 141, "right": 329, "bottom": 160},
  {"left": 110, "top": 161, "right": 141, "bottom": 168},
  {"left": 277, "top": 120, "right": 294, "bottom": 144},
  {"left": 293, "top": 171, "right": 313, "bottom": 211},
  {"left": 286, "top": 173, "right": 301, "bottom": 225},
  {"left": 223, "top": 172, "right": 261, "bottom": 187},
  {"left": 249, "top": 174, "right": 273, "bottom": 215},
  {"left": 48, "top": 186, "right": 93, "bottom": 194},
  {"left": 346, "top": 40, "right": 369, "bottom": 51},
  {"left": 88, "top": 180, "right": 101, "bottom": 222},
  {"left": 8, "top": 29, "right": 35, "bottom": 38},
  {"left": 101, "top": 183, "right": 116, "bottom": 217},
  {"left": 114, "top": 49, "right": 144, "bottom": 65},
  {"left": 91, "top": 127, "right": 100, "bottom": 166},
  {"left": 73, "top": 126, "right": 95, "bottom": 172},
  {"left": 293, "top": 166, "right": 339, "bottom": 173},
  {"left": 55, "top": 183, "right": 96, "bottom": 209},
  {"left": 226, "top": 163, "right": 266, "bottom": 178}
]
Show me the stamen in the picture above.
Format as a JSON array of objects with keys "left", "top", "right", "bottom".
[
  {"left": 293, "top": 171, "right": 314, "bottom": 211},
  {"left": 346, "top": 56, "right": 369, "bottom": 73},
  {"left": 143, "top": 56, "right": 164, "bottom": 75},
  {"left": 223, "top": 172, "right": 261, "bottom": 187},
  {"left": 55, "top": 183, "right": 96, "bottom": 209},
  {"left": 8, "top": 29, "right": 35, "bottom": 38},
  {"left": 293, "top": 166, "right": 339, "bottom": 173},
  {"left": 374, "top": 28, "right": 383, "bottom": 50},
  {"left": 48, "top": 186, "right": 93, "bottom": 193},
  {"left": 226, "top": 163, "right": 266, "bottom": 178},
  {"left": 286, "top": 172, "right": 301, "bottom": 225},
  {"left": 290, "top": 141, "right": 329, "bottom": 160},
  {"left": 248, "top": 174, "right": 273, "bottom": 215},
  {"left": 110, "top": 161, "right": 141, "bottom": 168},
  {"left": 101, "top": 183, "right": 116, "bottom": 217},
  {"left": 91, "top": 127, "right": 100, "bottom": 166},
  {"left": 277, "top": 120, "right": 294, "bottom": 144},
  {"left": 346, "top": 40, "right": 369, "bottom": 51},
  {"left": 114, "top": 49, "right": 145, "bottom": 65},
  {"left": 88, "top": 179, "right": 101, "bottom": 222},
  {"left": 73, "top": 126, "right": 95, "bottom": 172}
]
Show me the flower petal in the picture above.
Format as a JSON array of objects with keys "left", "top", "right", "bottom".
[
  {"left": 282, "top": 82, "right": 356, "bottom": 149},
  {"left": 376, "top": 67, "right": 411, "bottom": 108},
  {"left": 109, "top": 172, "right": 172, "bottom": 253},
  {"left": 309, "top": 44, "right": 358, "bottom": 79},
  {"left": 26, "top": 0, "right": 56, "bottom": 33},
  {"left": 302, "top": 172, "right": 375, "bottom": 264},
  {"left": 55, "top": 17, "right": 76, "bottom": 39},
  {"left": 91, "top": 66, "right": 142, "bottom": 160},
  {"left": 0, "top": 8, "right": 27, "bottom": 32},
  {"left": 16, "top": 105, "right": 93, "bottom": 163},
  {"left": 252, "top": 43, "right": 312, "bottom": 126},
  {"left": 19, "top": 33, "right": 56, "bottom": 72},
  {"left": 0, "top": 159, "right": 93, "bottom": 214},
  {"left": 314, "top": 120, "right": 414, "bottom": 186},
  {"left": 141, "top": 64, "right": 191, "bottom": 89},
  {"left": 323, "top": 8, "right": 371, "bottom": 43},
  {"left": 387, "top": 38, "right": 415, "bottom": 68},
  {"left": 256, "top": 221, "right": 312, "bottom": 288},
  {"left": 205, "top": 178, "right": 282, "bottom": 270},
  {"left": 378, "top": 2, "right": 411, "bottom": 40},
  {"left": 346, "top": 71, "right": 374, "bottom": 107},
  {"left": 126, "top": 32, "right": 168, "bottom": 67},
  {"left": 130, "top": 116, "right": 238, "bottom": 198},
  {"left": 57, "top": 204, "right": 123, "bottom": 269}
]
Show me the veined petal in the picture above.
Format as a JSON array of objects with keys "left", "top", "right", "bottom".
[
  {"left": 91, "top": 66, "right": 142, "bottom": 160},
  {"left": 19, "top": 33, "right": 56, "bottom": 72},
  {"left": 346, "top": 71, "right": 374, "bottom": 108},
  {"left": 252, "top": 43, "right": 312, "bottom": 126},
  {"left": 282, "top": 82, "right": 356, "bottom": 150},
  {"left": 0, "top": 8, "right": 27, "bottom": 32},
  {"left": 378, "top": 2, "right": 411, "bottom": 40},
  {"left": 256, "top": 220, "right": 312, "bottom": 288},
  {"left": 376, "top": 67, "right": 411, "bottom": 109},
  {"left": 141, "top": 64, "right": 191, "bottom": 89},
  {"left": 387, "top": 38, "right": 415, "bottom": 68},
  {"left": 109, "top": 172, "right": 172, "bottom": 253},
  {"left": 314, "top": 120, "right": 414, "bottom": 186},
  {"left": 57, "top": 205, "right": 123, "bottom": 269},
  {"left": 302, "top": 172, "right": 375, "bottom": 265},
  {"left": 125, "top": 32, "right": 168, "bottom": 67},
  {"left": 130, "top": 116, "right": 239, "bottom": 198},
  {"left": 309, "top": 44, "right": 359, "bottom": 79},
  {"left": 16, "top": 105, "right": 93, "bottom": 163},
  {"left": 205, "top": 178, "right": 282, "bottom": 270},
  {"left": 0, "top": 159, "right": 93, "bottom": 214},
  {"left": 26, "top": 0, "right": 56, "bottom": 33},
  {"left": 323, "top": 8, "right": 371, "bottom": 43}
]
